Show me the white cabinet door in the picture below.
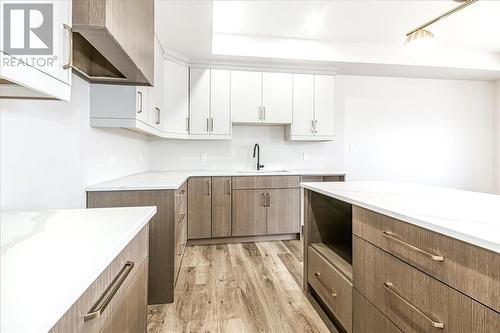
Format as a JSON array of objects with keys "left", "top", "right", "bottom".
[
  {"left": 135, "top": 86, "right": 149, "bottom": 123},
  {"left": 163, "top": 58, "right": 189, "bottom": 135},
  {"left": 314, "top": 75, "right": 335, "bottom": 137},
  {"left": 262, "top": 72, "right": 292, "bottom": 124},
  {"left": 291, "top": 74, "right": 314, "bottom": 136},
  {"left": 230, "top": 70, "right": 262, "bottom": 123},
  {"left": 211, "top": 69, "right": 231, "bottom": 135},
  {"left": 0, "top": 0, "right": 72, "bottom": 100},
  {"left": 149, "top": 40, "right": 163, "bottom": 129},
  {"left": 189, "top": 68, "right": 210, "bottom": 135}
]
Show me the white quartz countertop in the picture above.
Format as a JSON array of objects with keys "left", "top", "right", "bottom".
[
  {"left": 85, "top": 169, "right": 347, "bottom": 191},
  {"left": 300, "top": 181, "right": 500, "bottom": 253},
  {"left": 1, "top": 206, "right": 156, "bottom": 333}
]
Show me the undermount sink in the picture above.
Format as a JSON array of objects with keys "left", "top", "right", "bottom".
[{"left": 236, "top": 169, "right": 290, "bottom": 173}]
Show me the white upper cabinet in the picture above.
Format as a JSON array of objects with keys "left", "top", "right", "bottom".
[
  {"left": 0, "top": 0, "right": 72, "bottom": 100},
  {"left": 189, "top": 68, "right": 231, "bottom": 138},
  {"left": 314, "top": 75, "right": 335, "bottom": 137},
  {"left": 290, "top": 74, "right": 315, "bottom": 136},
  {"left": 262, "top": 72, "right": 292, "bottom": 124},
  {"left": 231, "top": 70, "right": 262, "bottom": 123},
  {"left": 210, "top": 69, "right": 231, "bottom": 136},
  {"left": 189, "top": 68, "right": 211, "bottom": 135},
  {"left": 162, "top": 58, "right": 189, "bottom": 136},
  {"left": 149, "top": 39, "right": 164, "bottom": 130},
  {"left": 286, "top": 74, "right": 335, "bottom": 141}
]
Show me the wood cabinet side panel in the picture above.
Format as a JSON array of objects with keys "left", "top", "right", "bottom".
[{"left": 87, "top": 190, "right": 174, "bottom": 304}]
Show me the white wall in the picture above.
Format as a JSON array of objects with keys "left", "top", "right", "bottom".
[
  {"left": 150, "top": 75, "right": 495, "bottom": 193},
  {"left": 494, "top": 80, "right": 500, "bottom": 193},
  {"left": 0, "top": 75, "right": 150, "bottom": 211}
]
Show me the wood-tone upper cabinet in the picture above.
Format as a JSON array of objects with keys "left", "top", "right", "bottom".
[
  {"left": 0, "top": 0, "right": 72, "bottom": 100},
  {"left": 162, "top": 57, "right": 189, "bottom": 135},
  {"left": 232, "top": 190, "right": 267, "bottom": 236},
  {"left": 262, "top": 72, "right": 293, "bottom": 124},
  {"left": 266, "top": 189, "right": 300, "bottom": 234},
  {"left": 72, "top": 0, "right": 154, "bottom": 85},
  {"left": 189, "top": 68, "right": 231, "bottom": 137},
  {"left": 188, "top": 177, "right": 212, "bottom": 239},
  {"left": 231, "top": 70, "right": 262, "bottom": 123},
  {"left": 286, "top": 74, "right": 335, "bottom": 141},
  {"left": 211, "top": 177, "right": 232, "bottom": 238}
]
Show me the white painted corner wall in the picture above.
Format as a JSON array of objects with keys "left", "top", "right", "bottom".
[
  {"left": 150, "top": 75, "right": 495, "bottom": 193},
  {"left": 494, "top": 80, "right": 500, "bottom": 194},
  {"left": 0, "top": 74, "right": 496, "bottom": 211},
  {"left": 0, "top": 75, "right": 150, "bottom": 211}
]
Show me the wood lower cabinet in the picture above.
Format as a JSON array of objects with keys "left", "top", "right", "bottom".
[
  {"left": 50, "top": 226, "right": 149, "bottom": 332},
  {"left": 353, "top": 290, "right": 402, "bottom": 333},
  {"left": 87, "top": 183, "right": 188, "bottom": 305},
  {"left": 188, "top": 177, "right": 212, "bottom": 239},
  {"left": 100, "top": 261, "right": 148, "bottom": 333},
  {"left": 212, "top": 177, "right": 232, "bottom": 237},
  {"left": 266, "top": 188, "right": 300, "bottom": 234},
  {"left": 232, "top": 189, "right": 267, "bottom": 236}
]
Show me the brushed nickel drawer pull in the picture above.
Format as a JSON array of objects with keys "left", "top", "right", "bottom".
[
  {"left": 207, "top": 180, "right": 211, "bottom": 195},
  {"left": 84, "top": 261, "right": 134, "bottom": 322},
  {"left": 383, "top": 282, "right": 444, "bottom": 329},
  {"left": 177, "top": 243, "right": 185, "bottom": 255},
  {"left": 382, "top": 231, "right": 444, "bottom": 261},
  {"left": 314, "top": 272, "right": 337, "bottom": 297},
  {"left": 226, "top": 179, "right": 231, "bottom": 195},
  {"left": 63, "top": 24, "right": 73, "bottom": 70},
  {"left": 137, "top": 91, "right": 143, "bottom": 113},
  {"left": 178, "top": 213, "right": 185, "bottom": 223}
]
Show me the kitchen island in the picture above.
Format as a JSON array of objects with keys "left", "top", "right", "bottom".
[
  {"left": 1, "top": 206, "right": 156, "bottom": 333},
  {"left": 301, "top": 181, "right": 499, "bottom": 333}
]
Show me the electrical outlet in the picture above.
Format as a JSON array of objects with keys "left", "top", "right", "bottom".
[
  {"left": 200, "top": 153, "right": 207, "bottom": 162},
  {"left": 303, "top": 153, "right": 309, "bottom": 161}
]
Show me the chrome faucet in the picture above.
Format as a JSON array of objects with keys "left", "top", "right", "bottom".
[{"left": 253, "top": 143, "right": 264, "bottom": 171}]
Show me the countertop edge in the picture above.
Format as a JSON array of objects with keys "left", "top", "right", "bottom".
[
  {"left": 300, "top": 183, "right": 500, "bottom": 254},
  {"left": 85, "top": 171, "right": 347, "bottom": 192},
  {"left": 39, "top": 206, "right": 157, "bottom": 333}
]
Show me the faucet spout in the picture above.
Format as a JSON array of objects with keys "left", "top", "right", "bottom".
[{"left": 253, "top": 143, "right": 264, "bottom": 171}]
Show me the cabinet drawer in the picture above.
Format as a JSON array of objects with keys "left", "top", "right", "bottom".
[
  {"left": 353, "top": 290, "right": 402, "bottom": 333},
  {"left": 232, "top": 176, "right": 300, "bottom": 189},
  {"left": 308, "top": 246, "right": 352, "bottom": 332},
  {"left": 174, "top": 222, "right": 187, "bottom": 285},
  {"left": 50, "top": 225, "right": 148, "bottom": 332},
  {"left": 175, "top": 181, "right": 187, "bottom": 214},
  {"left": 353, "top": 236, "right": 500, "bottom": 333},
  {"left": 353, "top": 206, "right": 500, "bottom": 311}
]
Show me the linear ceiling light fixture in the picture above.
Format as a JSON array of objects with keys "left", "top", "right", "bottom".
[{"left": 405, "top": 0, "right": 478, "bottom": 44}]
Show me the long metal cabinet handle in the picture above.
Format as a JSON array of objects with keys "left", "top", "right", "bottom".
[
  {"left": 226, "top": 179, "right": 231, "bottom": 195},
  {"left": 84, "top": 261, "right": 134, "bottom": 322},
  {"left": 383, "top": 282, "right": 444, "bottom": 329},
  {"left": 186, "top": 117, "right": 190, "bottom": 132},
  {"left": 263, "top": 106, "right": 266, "bottom": 120},
  {"left": 382, "top": 231, "right": 444, "bottom": 261},
  {"left": 257, "top": 106, "right": 262, "bottom": 120},
  {"left": 314, "top": 120, "right": 318, "bottom": 133},
  {"left": 207, "top": 180, "right": 211, "bottom": 195},
  {"left": 314, "top": 272, "right": 337, "bottom": 297},
  {"left": 266, "top": 193, "right": 271, "bottom": 207},
  {"left": 311, "top": 120, "right": 315, "bottom": 133},
  {"left": 210, "top": 118, "right": 214, "bottom": 132},
  {"left": 206, "top": 118, "right": 210, "bottom": 132},
  {"left": 155, "top": 107, "right": 160, "bottom": 124},
  {"left": 262, "top": 192, "right": 266, "bottom": 207},
  {"left": 63, "top": 24, "right": 73, "bottom": 70},
  {"left": 137, "top": 91, "right": 143, "bottom": 113}
]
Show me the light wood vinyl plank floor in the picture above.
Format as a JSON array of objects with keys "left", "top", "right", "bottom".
[{"left": 147, "top": 240, "right": 330, "bottom": 333}]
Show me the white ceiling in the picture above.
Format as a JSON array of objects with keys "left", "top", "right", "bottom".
[{"left": 155, "top": 0, "right": 500, "bottom": 80}]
